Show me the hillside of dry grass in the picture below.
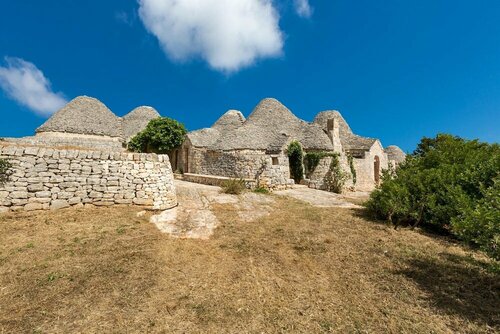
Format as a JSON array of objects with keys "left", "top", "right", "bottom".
[{"left": 0, "top": 196, "right": 498, "bottom": 333}]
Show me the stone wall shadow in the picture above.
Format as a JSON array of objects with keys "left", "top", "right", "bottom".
[{"left": 396, "top": 253, "right": 500, "bottom": 328}]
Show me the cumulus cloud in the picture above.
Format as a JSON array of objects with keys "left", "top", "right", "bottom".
[
  {"left": 138, "top": 0, "right": 283, "bottom": 72},
  {"left": 0, "top": 57, "right": 67, "bottom": 116},
  {"left": 294, "top": 0, "right": 312, "bottom": 18}
]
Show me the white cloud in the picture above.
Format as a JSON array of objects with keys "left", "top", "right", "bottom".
[
  {"left": 294, "top": 0, "right": 312, "bottom": 18},
  {"left": 138, "top": 0, "right": 284, "bottom": 72},
  {"left": 0, "top": 57, "right": 67, "bottom": 116}
]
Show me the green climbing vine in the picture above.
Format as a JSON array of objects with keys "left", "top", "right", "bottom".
[
  {"left": 304, "top": 151, "right": 352, "bottom": 193},
  {"left": 347, "top": 154, "right": 357, "bottom": 185},
  {"left": 304, "top": 151, "right": 338, "bottom": 175},
  {"left": 287, "top": 141, "right": 304, "bottom": 183},
  {"left": 323, "top": 153, "right": 350, "bottom": 194},
  {"left": 0, "top": 158, "right": 12, "bottom": 186}
]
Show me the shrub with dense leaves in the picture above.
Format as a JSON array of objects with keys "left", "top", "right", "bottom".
[
  {"left": 452, "top": 177, "right": 499, "bottom": 259},
  {"left": 287, "top": 141, "right": 304, "bottom": 184},
  {"left": 0, "top": 158, "right": 11, "bottom": 186},
  {"left": 366, "top": 134, "right": 500, "bottom": 259},
  {"left": 129, "top": 117, "right": 187, "bottom": 154}
]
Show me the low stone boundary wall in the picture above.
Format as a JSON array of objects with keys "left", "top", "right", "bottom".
[
  {"left": 176, "top": 173, "right": 257, "bottom": 189},
  {"left": 0, "top": 144, "right": 177, "bottom": 213}
]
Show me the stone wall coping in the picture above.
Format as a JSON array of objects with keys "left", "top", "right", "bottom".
[
  {"left": 0, "top": 144, "right": 169, "bottom": 163},
  {"left": 182, "top": 172, "right": 256, "bottom": 183}
]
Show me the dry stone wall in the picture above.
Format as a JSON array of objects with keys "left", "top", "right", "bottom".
[
  {"left": 0, "top": 144, "right": 177, "bottom": 213},
  {"left": 185, "top": 148, "right": 293, "bottom": 190}
]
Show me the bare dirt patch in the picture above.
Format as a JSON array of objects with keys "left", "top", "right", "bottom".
[
  {"left": 0, "top": 197, "right": 498, "bottom": 333},
  {"left": 150, "top": 180, "right": 274, "bottom": 239}
]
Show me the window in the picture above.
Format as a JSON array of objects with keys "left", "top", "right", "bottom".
[
  {"left": 272, "top": 157, "right": 279, "bottom": 165},
  {"left": 327, "top": 118, "right": 334, "bottom": 132}
]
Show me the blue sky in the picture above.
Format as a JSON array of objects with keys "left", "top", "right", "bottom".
[{"left": 0, "top": 0, "right": 499, "bottom": 152}]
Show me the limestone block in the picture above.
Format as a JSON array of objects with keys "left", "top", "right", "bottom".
[
  {"left": 93, "top": 185, "right": 106, "bottom": 192},
  {"left": 11, "top": 191, "right": 28, "bottom": 199},
  {"left": 133, "top": 198, "right": 154, "bottom": 206},
  {"left": 34, "top": 164, "right": 48, "bottom": 172},
  {"left": 27, "top": 183, "right": 44, "bottom": 192},
  {"left": 0, "top": 199, "right": 12, "bottom": 206},
  {"left": 115, "top": 199, "right": 133, "bottom": 204},
  {"left": 60, "top": 182, "right": 79, "bottom": 188},
  {"left": 87, "top": 177, "right": 100, "bottom": 185},
  {"left": 11, "top": 199, "right": 28, "bottom": 205},
  {"left": 68, "top": 197, "right": 81, "bottom": 205},
  {"left": 50, "top": 200, "right": 70, "bottom": 210},
  {"left": 93, "top": 201, "right": 114, "bottom": 207},
  {"left": 29, "top": 197, "right": 51, "bottom": 204},
  {"left": 50, "top": 176, "right": 65, "bottom": 183},
  {"left": 19, "top": 162, "right": 34, "bottom": 169},
  {"left": 0, "top": 206, "right": 9, "bottom": 214},
  {"left": 24, "top": 147, "right": 39, "bottom": 156},
  {"left": 89, "top": 191, "right": 103, "bottom": 198},
  {"left": 24, "top": 203, "right": 43, "bottom": 211},
  {"left": 57, "top": 192, "right": 73, "bottom": 200}
]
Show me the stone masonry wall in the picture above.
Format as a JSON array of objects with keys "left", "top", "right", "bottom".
[
  {"left": 0, "top": 144, "right": 177, "bottom": 213},
  {"left": 305, "top": 155, "right": 355, "bottom": 192},
  {"left": 184, "top": 148, "right": 293, "bottom": 190}
]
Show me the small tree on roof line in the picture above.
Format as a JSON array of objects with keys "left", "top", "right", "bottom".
[{"left": 128, "top": 117, "right": 187, "bottom": 154}]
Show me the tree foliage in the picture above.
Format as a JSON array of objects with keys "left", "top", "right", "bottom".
[
  {"left": 128, "top": 117, "right": 187, "bottom": 154},
  {"left": 0, "top": 158, "right": 11, "bottom": 186},
  {"left": 366, "top": 134, "right": 500, "bottom": 259},
  {"left": 287, "top": 141, "right": 304, "bottom": 184}
]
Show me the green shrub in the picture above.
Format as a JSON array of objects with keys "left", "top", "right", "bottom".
[
  {"left": 0, "top": 158, "right": 11, "bottom": 186},
  {"left": 452, "top": 177, "right": 500, "bottom": 259},
  {"left": 253, "top": 186, "right": 270, "bottom": 194},
  {"left": 366, "top": 134, "right": 500, "bottom": 259},
  {"left": 128, "top": 117, "right": 187, "bottom": 154},
  {"left": 221, "top": 178, "right": 246, "bottom": 195},
  {"left": 287, "top": 141, "right": 304, "bottom": 184}
]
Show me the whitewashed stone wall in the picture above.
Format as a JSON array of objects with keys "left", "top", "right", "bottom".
[
  {"left": 353, "top": 142, "right": 388, "bottom": 192},
  {"left": 0, "top": 145, "right": 177, "bottom": 213}
]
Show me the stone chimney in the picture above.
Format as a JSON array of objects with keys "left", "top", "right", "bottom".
[{"left": 327, "top": 118, "right": 342, "bottom": 152}]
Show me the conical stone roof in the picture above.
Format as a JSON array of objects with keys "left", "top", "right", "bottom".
[
  {"left": 36, "top": 96, "right": 123, "bottom": 138},
  {"left": 209, "top": 98, "right": 334, "bottom": 151},
  {"left": 122, "top": 106, "right": 160, "bottom": 140},
  {"left": 212, "top": 110, "right": 245, "bottom": 132},
  {"left": 385, "top": 145, "right": 406, "bottom": 163},
  {"left": 313, "top": 110, "right": 353, "bottom": 138}
]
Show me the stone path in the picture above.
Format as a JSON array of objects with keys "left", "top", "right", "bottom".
[
  {"left": 150, "top": 180, "right": 274, "bottom": 239},
  {"left": 274, "top": 186, "right": 366, "bottom": 209}
]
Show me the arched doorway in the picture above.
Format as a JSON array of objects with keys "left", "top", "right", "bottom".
[{"left": 374, "top": 155, "right": 380, "bottom": 184}]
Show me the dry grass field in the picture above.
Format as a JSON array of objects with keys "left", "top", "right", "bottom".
[{"left": 0, "top": 196, "right": 498, "bottom": 333}]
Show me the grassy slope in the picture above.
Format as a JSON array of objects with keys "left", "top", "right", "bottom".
[{"left": 0, "top": 197, "right": 498, "bottom": 333}]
